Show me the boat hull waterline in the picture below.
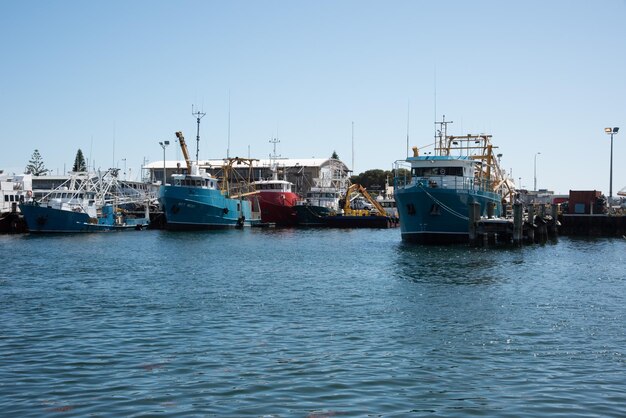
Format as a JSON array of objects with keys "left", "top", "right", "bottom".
[
  {"left": 395, "top": 184, "right": 502, "bottom": 243},
  {"left": 257, "top": 191, "right": 299, "bottom": 226},
  {"left": 19, "top": 203, "right": 148, "bottom": 233},
  {"left": 159, "top": 187, "right": 256, "bottom": 230}
]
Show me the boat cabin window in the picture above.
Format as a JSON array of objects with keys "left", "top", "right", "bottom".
[{"left": 412, "top": 166, "right": 464, "bottom": 177}]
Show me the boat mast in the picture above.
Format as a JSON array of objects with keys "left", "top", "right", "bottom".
[
  {"left": 269, "top": 137, "right": 280, "bottom": 180},
  {"left": 434, "top": 115, "right": 453, "bottom": 156},
  {"left": 227, "top": 90, "right": 231, "bottom": 159},
  {"left": 192, "top": 105, "right": 206, "bottom": 163}
]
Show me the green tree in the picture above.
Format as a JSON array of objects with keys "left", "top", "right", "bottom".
[
  {"left": 331, "top": 150, "right": 339, "bottom": 159},
  {"left": 350, "top": 169, "right": 389, "bottom": 190},
  {"left": 72, "top": 149, "right": 87, "bottom": 172},
  {"left": 24, "top": 149, "right": 50, "bottom": 176}
]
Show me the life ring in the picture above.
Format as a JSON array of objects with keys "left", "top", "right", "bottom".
[{"left": 440, "top": 168, "right": 445, "bottom": 175}]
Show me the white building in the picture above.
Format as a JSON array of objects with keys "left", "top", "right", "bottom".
[{"left": 142, "top": 157, "right": 351, "bottom": 196}]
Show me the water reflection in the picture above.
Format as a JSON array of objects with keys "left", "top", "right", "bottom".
[{"left": 393, "top": 242, "right": 513, "bottom": 285}]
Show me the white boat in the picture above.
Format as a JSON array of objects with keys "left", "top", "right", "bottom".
[
  {"left": 20, "top": 169, "right": 150, "bottom": 232},
  {"left": 0, "top": 172, "right": 33, "bottom": 232},
  {"left": 294, "top": 158, "right": 350, "bottom": 226}
]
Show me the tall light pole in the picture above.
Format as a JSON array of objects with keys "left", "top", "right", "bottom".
[
  {"left": 159, "top": 141, "right": 170, "bottom": 186},
  {"left": 533, "top": 152, "right": 541, "bottom": 191},
  {"left": 605, "top": 127, "right": 619, "bottom": 202}
]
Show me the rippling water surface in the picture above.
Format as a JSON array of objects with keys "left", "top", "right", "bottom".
[{"left": 1, "top": 229, "right": 625, "bottom": 417}]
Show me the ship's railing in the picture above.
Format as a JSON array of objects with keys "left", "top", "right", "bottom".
[{"left": 394, "top": 173, "right": 494, "bottom": 192}]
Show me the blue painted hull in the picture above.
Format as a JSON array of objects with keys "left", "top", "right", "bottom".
[
  {"left": 159, "top": 185, "right": 256, "bottom": 230},
  {"left": 395, "top": 184, "right": 502, "bottom": 244},
  {"left": 19, "top": 204, "right": 148, "bottom": 233}
]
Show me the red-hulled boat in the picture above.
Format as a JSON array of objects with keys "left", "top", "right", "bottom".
[
  {"left": 253, "top": 178, "right": 299, "bottom": 226},
  {"left": 253, "top": 138, "right": 300, "bottom": 226}
]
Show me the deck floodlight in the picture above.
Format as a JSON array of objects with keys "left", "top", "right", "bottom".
[
  {"left": 165, "top": 140, "right": 170, "bottom": 145},
  {"left": 614, "top": 127, "right": 619, "bottom": 133},
  {"left": 605, "top": 127, "right": 613, "bottom": 133}
]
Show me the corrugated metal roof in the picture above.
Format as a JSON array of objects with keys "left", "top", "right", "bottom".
[{"left": 143, "top": 158, "right": 348, "bottom": 170}]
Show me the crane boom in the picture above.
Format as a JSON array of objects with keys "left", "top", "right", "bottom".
[
  {"left": 175, "top": 131, "right": 192, "bottom": 173},
  {"left": 343, "top": 183, "right": 388, "bottom": 216}
]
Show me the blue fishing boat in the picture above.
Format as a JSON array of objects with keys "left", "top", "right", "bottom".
[
  {"left": 159, "top": 132, "right": 260, "bottom": 230},
  {"left": 19, "top": 170, "right": 150, "bottom": 233},
  {"left": 394, "top": 117, "right": 515, "bottom": 244}
]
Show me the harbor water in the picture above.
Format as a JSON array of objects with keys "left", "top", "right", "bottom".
[{"left": 1, "top": 229, "right": 625, "bottom": 417}]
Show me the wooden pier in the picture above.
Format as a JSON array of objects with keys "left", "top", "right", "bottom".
[{"left": 469, "top": 202, "right": 559, "bottom": 246}]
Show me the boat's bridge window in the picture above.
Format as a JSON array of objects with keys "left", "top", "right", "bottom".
[{"left": 412, "top": 166, "right": 464, "bottom": 177}]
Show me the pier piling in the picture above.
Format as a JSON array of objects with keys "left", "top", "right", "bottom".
[
  {"left": 513, "top": 203, "right": 523, "bottom": 245},
  {"left": 468, "top": 202, "right": 481, "bottom": 245}
]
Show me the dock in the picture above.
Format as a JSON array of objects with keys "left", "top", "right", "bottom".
[
  {"left": 468, "top": 202, "right": 559, "bottom": 246},
  {"left": 559, "top": 213, "right": 626, "bottom": 237}
]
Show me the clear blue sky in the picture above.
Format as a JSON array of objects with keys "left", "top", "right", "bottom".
[{"left": 1, "top": 0, "right": 625, "bottom": 195}]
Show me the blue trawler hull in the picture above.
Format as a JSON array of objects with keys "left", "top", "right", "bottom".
[
  {"left": 395, "top": 184, "right": 502, "bottom": 244},
  {"left": 19, "top": 203, "right": 148, "bottom": 233},
  {"left": 159, "top": 185, "right": 256, "bottom": 230}
]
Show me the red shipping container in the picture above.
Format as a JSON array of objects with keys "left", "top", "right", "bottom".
[{"left": 568, "top": 190, "right": 602, "bottom": 214}]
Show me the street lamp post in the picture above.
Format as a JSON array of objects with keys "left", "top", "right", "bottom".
[
  {"left": 605, "top": 127, "right": 619, "bottom": 203},
  {"left": 533, "top": 152, "right": 541, "bottom": 191},
  {"left": 159, "top": 141, "right": 170, "bottom": 185}
]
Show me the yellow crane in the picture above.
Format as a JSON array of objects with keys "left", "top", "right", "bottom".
[
  {"left": 343, "top": 184, "right": 388, "bottom": 217},
  {"left": 175, "top": 131, "right": 192, "bottom": 173}
]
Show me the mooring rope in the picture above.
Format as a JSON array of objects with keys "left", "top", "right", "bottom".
[{"left": 417, "top": 182, "right": 469, "bottom": 221}]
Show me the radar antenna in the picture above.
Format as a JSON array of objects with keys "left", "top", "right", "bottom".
[
  {"left": 435, "top": 114, "right": 453, "bottom": 155},
  {"left": 192, "top": 105, "right": 206, "bottom": 163}
]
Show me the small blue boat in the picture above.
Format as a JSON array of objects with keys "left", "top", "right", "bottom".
[
  {"left": 20, "top": 170, "right": 150, "bottom": 233},
  {"left": 394, "top": 118, "right": 515, "bottom": 244},
  {"left": 158, "top": 132, "right": 260, "bottom": 230}
]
